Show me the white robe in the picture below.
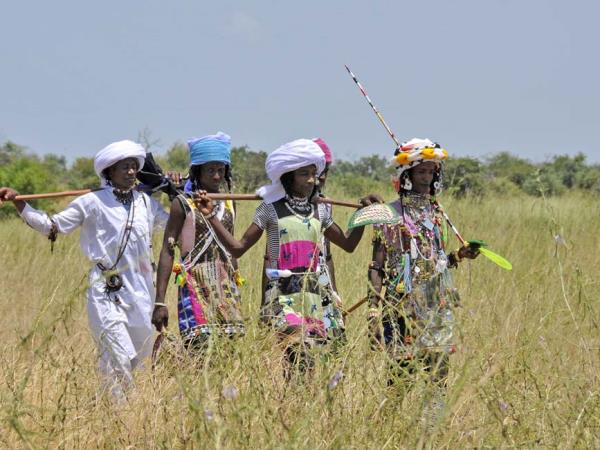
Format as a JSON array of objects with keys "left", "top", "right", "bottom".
[{"left": 20, "top": 187, "right": 168, "bottom": 398}]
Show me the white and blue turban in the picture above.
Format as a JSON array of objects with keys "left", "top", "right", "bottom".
[
  {"left": 256, "top": 139, "right": 326, "bottom": 203},
  {"left": 94, "top": 140, "right": 146, "bottom": 187},
  {"left": 187, "top": 132, "right": 231, "bottom": 166}
]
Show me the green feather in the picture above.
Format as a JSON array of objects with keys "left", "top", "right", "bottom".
[
  {"left": 479, "top": 247, "right": 512, "bottom": 271},
  {"left": 467, "top": 239, "right": 488, "bottom": 248}
]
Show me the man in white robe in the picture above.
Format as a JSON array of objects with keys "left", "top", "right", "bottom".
[{"left": 0, "top": 140, "right": 169, "bottom": 399}]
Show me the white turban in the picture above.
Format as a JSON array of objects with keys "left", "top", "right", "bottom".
[
  {"left": 256, "top": 139, "right": 326, "bottom": 203},
  {"left": 94, "top": 140, "right": 146, "bottom": 186}
]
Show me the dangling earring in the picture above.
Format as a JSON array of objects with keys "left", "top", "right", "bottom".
[
  {"left": 402, "top": 177, "right": 413, "bottom": 191},
  {"left": 433, "top": 181, "right": 441, "bottom": 190},
  {"left": 392, "top": 175, "right": 401, "bottom": 193}
]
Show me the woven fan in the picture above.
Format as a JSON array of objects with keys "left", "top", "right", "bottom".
[{"left": 348, "top": 203, "right": 402, "bottom": 229}]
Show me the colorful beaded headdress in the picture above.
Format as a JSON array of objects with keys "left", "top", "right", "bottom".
[
  {"left": 392, "top": 137, "right": 448, "bottom": 176},
  {"left": 391, "top": 137, "right": 449, "bottom": 194}
]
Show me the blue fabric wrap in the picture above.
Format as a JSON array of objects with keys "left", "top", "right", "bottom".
[{"left": 187, "top": 134, "right": 231, "bottom": 166}]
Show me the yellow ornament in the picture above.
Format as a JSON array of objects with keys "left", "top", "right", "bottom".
[
  {"left": 175, "top": 272, "right": 186, "bottom": 287},
  {"left": 421, "top": 147, "right": 436, "bottom": 159},
  {"left": 234, "top": 270, "right": 246, "bottom": 287},
  {"left": 395, "top": 152, "right": 410, "bottom": 165}
]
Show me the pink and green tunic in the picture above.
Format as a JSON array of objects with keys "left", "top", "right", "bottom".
[{"left": 253, "top": 199, "right": 344, "bottom": 344}]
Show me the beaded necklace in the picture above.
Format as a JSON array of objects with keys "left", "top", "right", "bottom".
[
  {"left": 284, "top": 199, "right": 315, "bottom": 221},
  {"left": 285, "top": 194, "right": 312, "bottom": 214},
  {"left": 401, "top": 193, "right": 441, "bottom": 261},
  {"left": 113, "top": 188, "right": 134, "bottom": 205}
]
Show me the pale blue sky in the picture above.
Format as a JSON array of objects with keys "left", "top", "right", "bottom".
[{"left": 1, "top": 0, "right": 599, "bottom": 163}]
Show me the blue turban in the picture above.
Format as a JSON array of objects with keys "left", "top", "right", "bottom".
[{"left": 187, "top": 132, "right": 231, "bottom": 166}]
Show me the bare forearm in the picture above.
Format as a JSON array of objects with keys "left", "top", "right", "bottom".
[
  {"left": 368, "top": 241, "right": 386, "bottom": 307},
  {"left": 343, "top": 226, "right": 365, "bottom": 252},
  {"left": 325, "top": 223, "right": 366, "bottom": 253},
  {"left": 207, "top": 216, "right": 263, "bottom": 259},
  {"left": 207, "top": 216, "right": 246, "bottom": 257},
  {"left": 368, "top": 271, "right": 383, "bottom": 306},
  {"left": 326, "top": 258, "right": 337, "bottom": 292},
  {"left": 156, "top": 247, "right": 174, "bottom": 303},
  {"left": 14, "top": 200, "right": 26, "bottom": 214}
]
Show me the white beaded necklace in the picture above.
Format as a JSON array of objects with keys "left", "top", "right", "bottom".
[{"left": 284, "top": 200, "right": 315, "bottom": 221}]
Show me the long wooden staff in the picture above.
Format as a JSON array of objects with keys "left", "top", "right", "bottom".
[
  {"left": 344, "top": 296, "right": 368, "bottom": 315},
  {"left": 12, "top": 189, "right": 361, "bottom": 209},
  {"left": 207, "top": 193, "right": 360, "bottom": 209},
  {"left": 15, "top": 189, "right": 92, "bottom": 201}
]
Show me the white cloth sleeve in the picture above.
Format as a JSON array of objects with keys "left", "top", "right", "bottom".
[{"left": 20, "top": 200, "right": 85, "bottom": 236}]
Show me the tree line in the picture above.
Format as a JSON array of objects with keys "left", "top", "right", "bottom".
[{"left": 1, "top": 139, "right": 599, "bottom": 217}]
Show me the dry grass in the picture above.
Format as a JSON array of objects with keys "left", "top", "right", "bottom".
[{"left": 0, "top": 192, "right": 598, "bottom": 448}]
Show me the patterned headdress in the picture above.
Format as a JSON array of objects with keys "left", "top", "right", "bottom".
[
  {"left": 393, "top": 138, "right": 448, "bottom": 176},
  {"left": 392, "top": 138, "right": 448, "bottom": 194}
]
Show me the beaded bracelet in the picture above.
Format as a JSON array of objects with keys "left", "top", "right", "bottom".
[
  {"left": 154, "top": 302, "right": 167, "bottom": 307},
  {"left": 455, "top": 249, "right": 464, "bottom": 262},
  {"left": 447, "top": 252, "right": 459, "bottom": 268},
  {"left": 203, "top": 209, "right": 218, "bottom": 219},
  {"left": 367, "top": 307, "right": 380, "bottom": 319}
]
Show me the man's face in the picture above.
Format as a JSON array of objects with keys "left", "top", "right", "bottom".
[
  {"left": 291, "top": 164, "right": 318, "bottom": 197},
  {"left": 107, "top": 157, "right": 139, "bottom": 190},
  {"left": 198, "top": 162, "right": 226, "bottom": 193},
  {"left": 409, "top": 161, "right": 437, "bottom": 194}
]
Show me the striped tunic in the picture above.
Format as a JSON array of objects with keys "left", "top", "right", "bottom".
[
  {"left": 252, "top": 199, "right": 344, "bottom": 341},
  {"left": 252, "top": 200, "right": 333, "bottom": 269}
]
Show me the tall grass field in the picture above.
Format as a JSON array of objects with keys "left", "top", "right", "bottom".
[{"left": 0, "top": 192, "right": 598, "bottom": 448}]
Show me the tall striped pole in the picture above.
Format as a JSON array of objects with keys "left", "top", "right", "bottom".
[
  {"left": 344, "top": 64, "right": 467, "bottom": 245},
  {"left": 344, "top": 65, "right": 401, "bottom": 148},
  {"left": 434, "top": 202, "right": 467, "bottom": 246}
]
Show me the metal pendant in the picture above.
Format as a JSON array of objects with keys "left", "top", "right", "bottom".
[
  {"left": 410, "top": 238, "right": 418, "bottom": 259},
  {"left": 106, "top": 273, "right": 123, "bottom": 292},
  {"left": 318, "top": 272, "right": 330, "bottom": 286}
]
